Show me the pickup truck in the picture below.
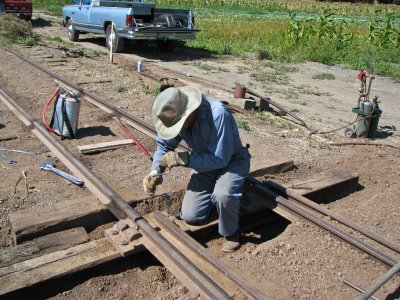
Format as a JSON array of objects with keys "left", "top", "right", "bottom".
[{"left": 61, "top": 0, "right": 199, "bottom": 52}]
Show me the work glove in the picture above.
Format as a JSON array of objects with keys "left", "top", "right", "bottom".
[
  {"left": 160, "top": 151, "right": 189, "bottom": 169},
  {"left": 143, "top": 170, "right": 163, "bottom": 195}
]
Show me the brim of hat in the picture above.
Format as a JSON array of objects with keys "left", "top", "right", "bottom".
[{"left": 153, "top": 86, "right": 202, "bottom": 140}]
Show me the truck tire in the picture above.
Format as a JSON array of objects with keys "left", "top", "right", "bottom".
[
  {"left": 66, "top": 19, "right": 79, "bottom": 42},
  {"left": 106, "top": 24, "right": 125, "bottom": 53}
]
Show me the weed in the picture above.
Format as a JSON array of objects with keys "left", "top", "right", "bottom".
[
  {"left": 250, "top": 109, "right": 295, "bottom": 130},
  {"left": 250, "top": 70, "right": 289, "bottom": 85},
  {"left": 313, "top": 72, "right": 335, "bottom": 80},
  {"left": 234, "top": 116, "right": 250, "bottom": 130},
  {"left": 88, "top": 48, "right": 105, "bottom": 57},
  {"left": 142, "top": 85, "right": 160, "bottom": 96},
  {"left": 116, "top": 84, "right": 126, "bottom": 93},
  {"left": 256, "top": 48, "right": 273, "bottom": 60},
  {"left": 47, "top": 35, "right": 63, "bottom": 43}
]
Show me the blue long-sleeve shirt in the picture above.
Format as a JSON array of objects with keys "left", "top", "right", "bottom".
[{"left": 152, "top": 96, "right": 250, "bottom": 173}]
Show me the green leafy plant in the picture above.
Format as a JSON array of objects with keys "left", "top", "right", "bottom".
[{"left": 234, "top": 116, "right": 250, "bottom": 130}]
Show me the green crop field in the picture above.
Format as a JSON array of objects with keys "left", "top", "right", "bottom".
[{"left": 32, "top": 0, "right": 400, "bottom": 81}]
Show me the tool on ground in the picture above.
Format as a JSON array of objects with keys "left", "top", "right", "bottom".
[
  {"left": 42, "top": 85, "right": 81, "bottom": 139},
  {"left": 235, "top": 83, "right": 317, "bottom": 133},
  {"left": 345, "top": 67, "right": 382, "bottom": 138},
  {"left": 39, "top": 161, "right": 84, "bottom": 186},
  {"left": 114, "top": 117, "right": 153, "bottom": 162},
  {"left": 0, "top": 147, "right": 39, "bottom": 156},
  {"left": 0, "top": 152, "right": 16, "bottom": 164}
]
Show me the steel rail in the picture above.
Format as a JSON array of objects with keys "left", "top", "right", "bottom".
[
  {"left": 343, "top": 279, "right": 379, "bottom": 300},
  {"left": 0, "top": 87, "right": 231, "bottom": 300},
  {"left": 265, "top": 180, "right": 400, "bottom": 254},
  {"left": 246, "top": 176, "right": 399, "bottom": 268},
  {"left": 0, "top": 45, "right": 190, "bottom": 151},
  {"left": 3, "top": 46, "right": 397, "bottom": 270},
  {"left": 153, "top": 211, "right": 267, "bottom": 300},
  {"left": 357, "top": 261, "right": 400, "bottom": 300}
]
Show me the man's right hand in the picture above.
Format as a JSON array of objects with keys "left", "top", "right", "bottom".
[{"left": 143, "top": 170, "right": 163, "bottom": 195}]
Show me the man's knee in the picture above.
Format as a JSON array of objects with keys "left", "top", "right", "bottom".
[
  {"left": 212, "top": 190, "right": 239, "bottom": 208},
  {"left": 180, "top": 208, "right": 209, "bottom": 224}
]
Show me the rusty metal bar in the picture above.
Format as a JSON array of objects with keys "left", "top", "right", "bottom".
[
  {"left": 357, "top": 261, "right": 400, "bottom": 300},
  {"left": 242, "top": 85, "right": 316, "bottom": 133},
  {"left": 246, "top": 176, "right": 398, "bottom": 268},
  {"left": 153, "top": 211, "right": 267, "bottom": 300},
  {"left": 0, "top": 87, "right": 231, "bottom": 300},
  {"left": 265, "top": 180, "right": 400, "bottom": 254}
]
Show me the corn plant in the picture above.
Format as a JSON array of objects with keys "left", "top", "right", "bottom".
[{"left": 368, "top": 13, "right": 399, "bottom": 48}]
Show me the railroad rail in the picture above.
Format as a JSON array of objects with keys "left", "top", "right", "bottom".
[
  {"left": 1, "top": 45, "right": 399, "bottom": 297},
  {"left": 0, "top": 86, "right": 268, "bottom": 299}
]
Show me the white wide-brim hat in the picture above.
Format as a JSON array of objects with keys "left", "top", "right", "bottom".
[{"left": 152, "top": 86, "right": 202, "bottom": 139}]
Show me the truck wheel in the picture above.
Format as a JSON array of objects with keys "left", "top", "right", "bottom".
[
  {"left": 106, "top": 25, "right": 125, "bottom": 53},
  {"left": 66, "top": 19, "right": 79, "bottom": 42}
]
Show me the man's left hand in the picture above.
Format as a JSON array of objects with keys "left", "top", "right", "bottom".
[{"left": 161, "top": 152, "right": 188, "bottom": 169}]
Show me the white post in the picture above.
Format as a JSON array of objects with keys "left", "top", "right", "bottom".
[{"left": 109, "top": 21, "right": 114, "bottom": 62}]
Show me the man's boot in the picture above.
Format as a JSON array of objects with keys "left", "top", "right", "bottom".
[{"left": 222, "top": 231, "right": 240, "bottom": 253}]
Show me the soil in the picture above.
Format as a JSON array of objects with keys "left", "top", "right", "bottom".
[{"left": 0, "top": 11, "right": 399, "bottom": 300}]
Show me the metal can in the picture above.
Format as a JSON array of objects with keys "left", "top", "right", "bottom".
[{"left": 137, "top": 60, "right": 142, "bottom": 72}]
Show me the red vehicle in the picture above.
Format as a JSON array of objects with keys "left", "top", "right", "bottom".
[{"left": 3, "top": 0, "right": 32, "bottom": 20}]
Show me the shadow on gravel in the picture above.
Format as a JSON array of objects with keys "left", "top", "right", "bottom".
[
  {"left": 77, "top": 36, "right": 215, "bottom": 62},
  {"left": 376, "top": 125, "right": 397, "bottom": 139},
  {"left": 31, "top": 17, "right": 52, "bottom": 28},
  {"left": 76, "top": 125, "right": 116, "bottom": 139}
]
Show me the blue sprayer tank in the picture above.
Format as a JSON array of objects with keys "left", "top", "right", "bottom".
[{"left": 51, "top": 92, "right": 81, "bottom": 138}]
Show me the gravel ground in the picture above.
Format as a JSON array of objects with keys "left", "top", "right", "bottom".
[{"left": 0, "top": 12, "right": 399, "bottom": 300}]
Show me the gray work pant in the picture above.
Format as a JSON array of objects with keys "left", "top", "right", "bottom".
[{"left": 180, "top": 156, "right": 250, "bottom": 236}]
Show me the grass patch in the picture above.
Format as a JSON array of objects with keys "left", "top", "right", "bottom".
[
  {"left": 250, "top": 109, "right": 296, "bottom": 130},
  {"left": 0, "top": 15, "right": 40, "bottom": 46},
  {"left": 116, "top": 84, "right": 126, "bottom": 93},
  {"left": 30, "top": 0, "right": 400, "bottom": 81},
  {"left": 234, "top": 116, "right": 250, "bottom": 130},
  {"left": 313, "top": 72, "right": 336, "bottom": 80}
]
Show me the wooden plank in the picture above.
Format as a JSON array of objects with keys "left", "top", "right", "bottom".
[
  {"left": 289, "top": 169, "right": 359, "bottom": 204},
  {"left": 0, "top": 238, "right": 126, "bottom": 297},
  {"left": 9, "top": 158, "right": 293, "bottom": 244},
  {"left": 0, "top": 227, "right": 89, "bottom": 268},
  {"left": 77, "top": 139, "right": 135, "bottom": 154},
  {"left": 0, "top": 211, "right": 274, "bottom": 298},
  {"left": 250, "top": 155, "right": 294, "bottom": 177}
]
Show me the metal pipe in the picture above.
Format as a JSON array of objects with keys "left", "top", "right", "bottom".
[
  {"left": 343, "top": 279, "right": 378, "bottom": 300},
  {"left": 357, "top": 261, "right": 400, "bottom": 300},
  {"left": 0, "top": 87, "right": 230, "bottom": 300},
  {"left": 265, "top": 180, "right": 400, "bottom": 254},
  {"left": 246, "top": 176, "right": 398, "bottom": 267},
  {"left": 153, "top": 211, "right": 267, "bottom": 300}
]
